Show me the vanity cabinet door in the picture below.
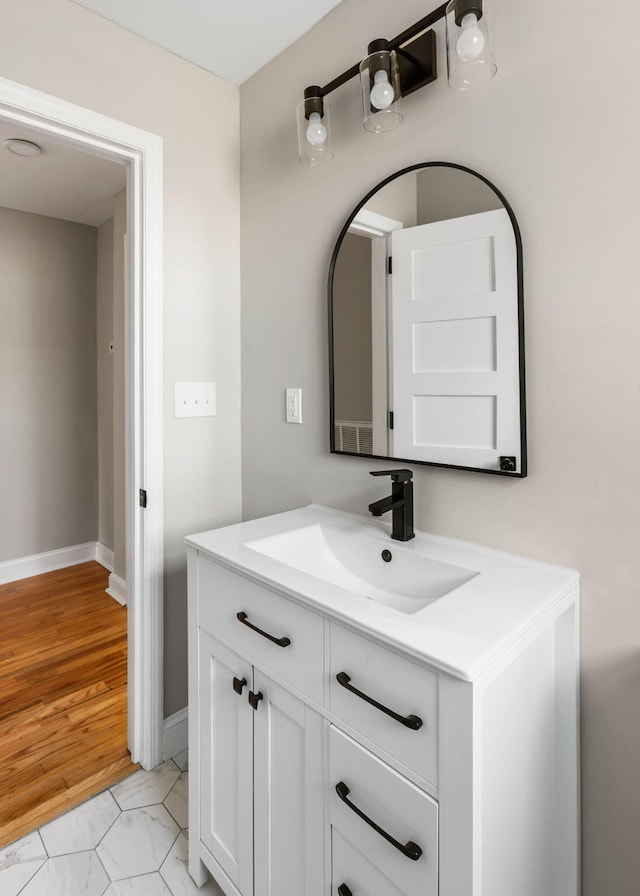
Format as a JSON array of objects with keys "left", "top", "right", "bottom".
[
  {"left": 253, "top": 671, "right": 325, "bottom": 896},
  {"left": 199, "top": 630, "right": 254, "bottom": 895}
]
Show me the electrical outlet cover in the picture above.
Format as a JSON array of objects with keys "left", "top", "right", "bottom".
[{"left": 286, "top": 387, "right": 302, "bottom": 424}]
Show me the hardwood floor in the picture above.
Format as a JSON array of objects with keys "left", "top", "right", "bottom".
[{"left": 0, "top": 561, "right": 138, "bottom": 848}]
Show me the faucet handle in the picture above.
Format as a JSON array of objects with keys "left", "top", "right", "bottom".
[{"left": 370, "top": 469, "right": 413, "bottom": 482}]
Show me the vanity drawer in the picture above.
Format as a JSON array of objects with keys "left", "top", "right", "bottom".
[
  {"left": 329, "top": 624, "right": 438, "bottom": 786},
  {"left": 332, "top": 829, "right": 407, "bottom": 896},
  {"left": 197, "top": 555, "right": 324, "bottom": 704},
  {"left": 329, "top": 727, "right": 438, "bottom": 896}
]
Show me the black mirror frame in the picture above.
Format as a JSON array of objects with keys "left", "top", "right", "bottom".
[{"left": 328, "top": 161, "right": 527, "bottom": 477}]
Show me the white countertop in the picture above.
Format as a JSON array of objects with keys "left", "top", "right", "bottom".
[{"left": 186, "top": 504, "right": 579, "bottom": 682}]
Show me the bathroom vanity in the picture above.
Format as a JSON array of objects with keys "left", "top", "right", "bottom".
[{"left": 186, "top": 505, "right": 579, "bottom": 896}]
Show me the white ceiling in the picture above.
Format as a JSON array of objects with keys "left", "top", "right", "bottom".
[
  {"left": 71, "top": 0, "right": 343, "bottom": 84},
  {"left": 0, "top": 121, "right": 126, "bottom": 227}
]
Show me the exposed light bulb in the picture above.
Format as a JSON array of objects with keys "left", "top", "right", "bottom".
[
  {"left": 306, "top": 112, "right": 327, "bottom": 146},
  {"left": 456, "top": 12, "right": 486, "bottom": 61},
  {"left": 369, "top": 70, "right": 395, "bottom": 110}
]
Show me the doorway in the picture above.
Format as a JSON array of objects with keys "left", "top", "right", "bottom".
[{"left": 0, "top": 76, "right": 164, "bottom": 790}]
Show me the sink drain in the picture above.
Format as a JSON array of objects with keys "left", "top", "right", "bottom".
[{"left": 381, "top": 549, "right": 392, "bottom": 563}]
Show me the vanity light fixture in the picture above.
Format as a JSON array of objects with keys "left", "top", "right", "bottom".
[
  {"left": 445, "top": 0, "right": 497, "bottom": 90},
  {"left": 359, "top": 40, "right": 403, "bottom": 134},
  {"left": 296, "top": 85, "right": 334, "bottom": 167},
  {"left": 297, "top": 0, "right": 496, "bottom": 165}
]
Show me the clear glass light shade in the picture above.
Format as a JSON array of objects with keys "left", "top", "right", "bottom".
[
  {"left": 359, "top": 50, "right": 403, "bottom": 133},
  {"left": 297, "top": 99, "right": 333, "bottom": 166},
  {"left": 446, "top": 1, "right": 497, "bottom": 90}
]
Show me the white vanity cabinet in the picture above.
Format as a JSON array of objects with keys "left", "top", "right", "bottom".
[
  {"left": 187, "top": 505, "right": 580, "bottom": 896},
  {"left": 191, "top": 577, "right": 325, "bottom": 896}
]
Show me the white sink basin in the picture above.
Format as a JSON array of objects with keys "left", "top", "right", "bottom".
[
  {"left": 245, "top": 523, "right": 478, "bottom": 614},
  {"left": 188, "top": 504, "right": 581, "bottom": 679}
]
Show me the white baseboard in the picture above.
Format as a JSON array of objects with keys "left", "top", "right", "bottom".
[
  {"left": 163, "top": 708, "right": 188, "bottom": 762},
  {"left": 0, "top": 541, "right": 99, "bottom": 585},
  {"left": 95, "top": 542, "right": 114, "bottom": 572},
  {"left": 0, "top": 539, "right": 128, "bottom": 607},
  {"left": 106, "top": 572, "right": 127, "bottom": 606}
]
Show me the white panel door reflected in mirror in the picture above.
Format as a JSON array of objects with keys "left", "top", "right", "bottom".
[{"left": 329, "top": 163, "right": 526, "bottom": 477}]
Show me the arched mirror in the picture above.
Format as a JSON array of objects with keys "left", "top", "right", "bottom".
[{"left": 328, "top": 162, "right": 526, "bottom": 476}]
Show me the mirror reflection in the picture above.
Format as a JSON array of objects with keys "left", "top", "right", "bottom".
[{"left": 329, "top": 163, "right": 526, "bottom": 476}]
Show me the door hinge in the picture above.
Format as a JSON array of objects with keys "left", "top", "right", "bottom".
[
  {"left": 387, "top": 256, "right": 393, "bottom": 275},
  {"left": 389, "top": 411, "right": 394, "bottom": 430},
  {"left": 139, "top": 489, "right": 147, "bottom": 508}
]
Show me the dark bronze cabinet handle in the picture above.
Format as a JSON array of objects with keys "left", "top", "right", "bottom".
[
  {"left": 236, "top": 611, "right": 291, "bottom": 647},
  {"left": 335, "top": 781, "right": 422, "bottom": 861},
  {"left": 248, "top": 690, "right": 263, "bottom": 710},
  {"left": 336, "top": 672, "right": 422, "bottom": 730},
  {"left": 232, "top": 676, "right": 247, "bottom": 695},
  {"left": 337, "top": 886, "right": 353, "bottom": 896}
]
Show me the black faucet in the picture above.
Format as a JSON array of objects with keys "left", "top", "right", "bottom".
[{"left": 368, "top": 469, "right": 415, "bottom": 542}]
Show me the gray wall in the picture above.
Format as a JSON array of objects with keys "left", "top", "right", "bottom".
[
  {"left": 364, "top": 171, "right": 417, "bottom": 226},
  {"left": 96, "top": 217, "right": 114, "bottom": 552},
  {"left": 0, "top": 206, "right": 98, "bottom": 560},
  {"left": 1, "top": 0, "right": 243, "bottom": 717},
  {"left": 333, "top": 232, "right": 372, "bottom": 422},
  {"left": 240, "top": 0, "right": 640, "bottom": 892},
  {"left": 416, "top": 166, "right": 501, "bottom": 224}
]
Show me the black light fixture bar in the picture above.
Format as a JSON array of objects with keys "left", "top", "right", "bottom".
[
  {"left": 390, "top": 2, "right": 449, "bottom": 51},
  {"left": 320, "top": 2, "right": 449, "bottom": 98}
]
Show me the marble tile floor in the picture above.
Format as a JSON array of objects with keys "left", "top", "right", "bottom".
[{"left": 0, "top": 750, "right": 224, "bottom": 895}]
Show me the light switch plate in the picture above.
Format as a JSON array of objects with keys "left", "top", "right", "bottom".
[{"left": 174, "top": 382, "right": 216, "bottom": 418}]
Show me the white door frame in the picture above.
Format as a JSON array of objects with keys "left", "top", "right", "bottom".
[
  {"left": 0, "top": 76, "right": 164, "bottom": 769},
  {"left": 349, "top": 209, "right": 403, "bottom": 457}
]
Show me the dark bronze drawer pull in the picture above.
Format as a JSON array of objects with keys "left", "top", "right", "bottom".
[
  {"left": 236, "top": 611, "right": 291, "bottom": 647},
  {"left": 337, "top": 886, "right": 353, "bottom": 896},
  {"left": 336, "top": 672, "right": 422, "bottom": 730},
  {"left": 232, "top": 676, "right": 247, "bottom": 695},
  {"left": 335, "top": 781, "right": 422, "bottom": 861}
]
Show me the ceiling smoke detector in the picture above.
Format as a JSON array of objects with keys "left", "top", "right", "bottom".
[{"left": 3, "top": 138, "right": 44, "bottom": 158}]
